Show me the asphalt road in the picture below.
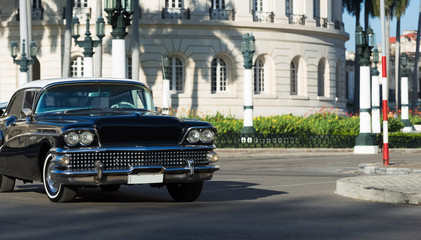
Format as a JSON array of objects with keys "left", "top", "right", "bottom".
[{"left": 1, "top": 151, "right": 421, "bottom": 240}]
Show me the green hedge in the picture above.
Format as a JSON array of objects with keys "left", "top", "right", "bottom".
[
  {"left": 200, "top": 112, "right": 361, "bottom": 135},
  {"left": 197, "top": 112, "right": 407, "bottom": 135}
]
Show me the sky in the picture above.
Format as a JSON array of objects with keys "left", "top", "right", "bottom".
[{"left": 343, "top": 0, "right": 420, "bottom": 52}]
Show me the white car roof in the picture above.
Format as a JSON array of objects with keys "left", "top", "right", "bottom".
[{"left": 17, "top": 78, "right": 147, "bottom": 91}]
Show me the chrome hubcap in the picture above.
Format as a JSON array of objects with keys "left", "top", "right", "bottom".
[{"left": 46, "top": 161, "right": 59, "bottom": 193}]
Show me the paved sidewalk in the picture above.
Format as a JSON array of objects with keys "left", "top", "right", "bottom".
[{"left": 336, "top": 157, "right": 421, "bottom": 205}]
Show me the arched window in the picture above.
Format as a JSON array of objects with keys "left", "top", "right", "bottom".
[
  {"left": 285, "top": 0, "right": 293, "bottom": 15},
  {"left": 73, "top": 0, "right": 89, "bottom": 19},
  {"left": 212, "top": 0, "right": 225, "bottom": 9},
  {"left": 71, "top": 56, "right": 84, "bottom": 77},
  {"left": 166, "top": 0, "right": 182, "bottom": 8},
  {"left": 254, "top": 59, "right": 265, "bottom": 93},
  {"left": 211, "top": 58, "right": 227, "bottom": 93},
  {"left": 313, "top": 0, "right": 320, "bottom": 18},
  {"left": 169, "top": 57, "right": 184, "bottom": 91},
  {"left": 290, "top": 61, "right": 297, "bottom": 95},
  {"left": 32, "top": 0, "right": 43, "bottom": 20},
  {"left": 74, "top": 0, "right": 87, "bottom": 7},
  {"left": 291, "top": 56, "right": 307, "bottom": 96},
  {"left": 33, "top": 59, "right": 41, "bottom": 80},
  {"left": 254, "top": 0, "right": 263, "bottom": 11},
  {"left": 318, "top": 59, "right": 326, "bottom": 97}
]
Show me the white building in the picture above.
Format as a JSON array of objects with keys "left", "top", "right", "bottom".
[{"left": 0, "top": 0, "right": 348, "bottom": 117}]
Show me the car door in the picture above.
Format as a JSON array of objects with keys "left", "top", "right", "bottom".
[{"left": 3, "top": 90, "right": 38, "bottom": 180}]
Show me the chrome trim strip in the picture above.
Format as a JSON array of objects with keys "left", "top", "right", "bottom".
[
  {"left": 51, "top": 145, "right": 215, "bottom": 154},
  {"left": 51, "top": 172, "right": 214, "bottom": 186},
  {"left": 51, "top": 165, "right": 220, "bottom": 176}
]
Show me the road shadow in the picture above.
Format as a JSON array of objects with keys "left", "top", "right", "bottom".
[
  {"left": 200, "top": 181, "right": 288, "bottom": 202},
  {"left": 12, "top": 181, "right": 287, "bottom": 203}
]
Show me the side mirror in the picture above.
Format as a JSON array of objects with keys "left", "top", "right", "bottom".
[{"left": 22, "top": 108, "right": 33, "bottom": 121}]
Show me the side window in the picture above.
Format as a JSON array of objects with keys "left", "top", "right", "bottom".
[
  {"left": 23, "top": 91, "right": 37, "bottom": 109},
  {"left": 7, "top": 91, "right": 25, "bottom": 118}
]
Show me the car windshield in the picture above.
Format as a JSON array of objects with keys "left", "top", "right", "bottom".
[{"left": 35, "top": 83, "right": 155, "bottom": 114}]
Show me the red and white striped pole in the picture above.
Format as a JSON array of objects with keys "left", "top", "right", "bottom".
[{"left": 380, "top": 0, "right": 389, "bottom": 165}]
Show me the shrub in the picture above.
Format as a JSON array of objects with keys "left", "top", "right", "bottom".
[
  {"left": 184, "top": 110, "right": 406, "bottom": 135},
  {"left": 388, "top": 117, "right": 404, "bottom": 132}
]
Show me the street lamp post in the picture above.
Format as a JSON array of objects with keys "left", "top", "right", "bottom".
[
  {"left": 354, "top": 25, "right": 378, "bottom": 154},
  {"left": 72, "top": 13, "right": 105, "bottom": 77},
  {"left": 400, "top": 53, "right": 415, "bottom": 132},
  {"left": 104, "top": 0, "right": 134, "bottom": 78},
  {"left": 11, "top": 39, "right": 37, "bottom": 86},
  {"left": 240, "top": 33, "right": 256, "bottom": 136},
  {"left": 371, "top": 48, "right": 381, "bottom": 134},
  {"left": 162, "top": 55, "right": 171, "bottom": 115}
]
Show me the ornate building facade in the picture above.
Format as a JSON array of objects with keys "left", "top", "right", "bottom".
[{"left": 0, "top": 0, "right": 348, "bottom": 117}]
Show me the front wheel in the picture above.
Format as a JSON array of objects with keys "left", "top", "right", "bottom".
[
  {"left": 0, "top": 174, "right": 15, "bottom": 192},
  {"left": 166, "top": 182, "right": 204, "bottom": 202},
  {"left": 43, "top": 154, "right": 77, "bottom": 202}
]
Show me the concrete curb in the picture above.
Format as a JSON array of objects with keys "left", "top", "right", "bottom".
[
  {"left": 359, "top": 163, "right": 421, "bottom": 175},
  {"left": 336, "top": 175, "right": 421, "bottom": 205}
]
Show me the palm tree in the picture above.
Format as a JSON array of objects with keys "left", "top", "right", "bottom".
[
  {"left": 343, "top": 0, "right": 363, "bottom": 113},
  {"left": 364, "top": 0, "right": 375, "bottom": 30}
]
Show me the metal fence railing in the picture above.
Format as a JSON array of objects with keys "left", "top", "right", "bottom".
[
  {"left": 387, "top": 135, "right": 421, "bottom": 148},
  {"left": 215, "top": 134, "right": 357, "bottom": 148},
  {"left": 215, "top": 133, "right": 421, "bottom": 149}
]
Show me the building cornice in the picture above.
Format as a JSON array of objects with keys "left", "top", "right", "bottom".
[{"left": 138, "top": 19, "right": 349, "bottom": 42}]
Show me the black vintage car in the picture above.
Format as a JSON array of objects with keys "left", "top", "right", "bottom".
[{"left": 0, "top": 78, "right": 219, "bottom": 202}]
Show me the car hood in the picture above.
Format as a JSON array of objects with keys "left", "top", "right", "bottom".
[{"left": 34, "top": 110, "right": 207, "bottom": 145}]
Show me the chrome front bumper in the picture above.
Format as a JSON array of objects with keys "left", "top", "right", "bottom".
[{"left": 49, "top": 146, "right": 219, "bottom": 186}]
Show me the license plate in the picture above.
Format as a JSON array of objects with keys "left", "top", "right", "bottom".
[{"left": 128, "top": 173, "right": 164, "bottom": 184}]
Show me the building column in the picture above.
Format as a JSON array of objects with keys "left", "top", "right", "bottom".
[
  {"left": 401, "top": 75, "right": 415, "bottom": 132},
  {"left": 354, "top": 65, "right": 378, "bottom": 154},
  {"left": 112, "top": 39, "right": 126, "bottom": 78},
  {"left": 19, "top": 0, "right": 29, "bottom": 84}
]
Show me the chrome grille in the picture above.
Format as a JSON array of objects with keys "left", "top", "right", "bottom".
[{"left": 67, "top": 150, "right": 209, "bottom": 171}]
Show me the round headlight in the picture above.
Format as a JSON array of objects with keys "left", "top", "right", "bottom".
[
  {"left": 79, "top": 131, "right": 94, "bottom": 146},
  {"left": 200, "top": 129, "right": 215, "bottom": 143},
  {"left": 64, "top": 131, "right": 79, "bottom": 146},
  {"left": 186, "top": 129, "right": 200, "bottom": 143}
]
